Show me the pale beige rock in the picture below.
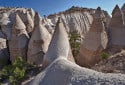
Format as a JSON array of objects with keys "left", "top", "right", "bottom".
[
  {"left": 28, "top": 8, "right": 35, "bottom": 20},
  {"left": 42, "top": 18, "right": 54, "bottom": 34},
  {"left": 27, "top": 12, "right": 51, "bottom": 65},
  {"left": 9, "top": 14, "right": 29, "bottom": 62},
  {"left": 109, "top": 5, "right": 125, "bottom": 48},
  {"left": 121, "top": 3, "right": 125, "bottom": 24},
  {"left": 43, "top": 17, "right": 75, "bottom": 68},
  {"left": 24, "top": 12, "right": 34, "bottom": 34},
  {"left": 31, "top": 57, "right": 125, "bottom": 85},
  {"left": 49, "top": 12, "right": 93, "bottom": 36},
  {"left": 0, "top": 13, "right": 12, "bottom": 40},
  {"left": 76, "top": 7, "right": 108, "bottom": 67}
]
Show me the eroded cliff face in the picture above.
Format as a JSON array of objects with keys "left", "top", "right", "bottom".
[{"left": 47, "top": 6, "right": 110, "bottom": 37}]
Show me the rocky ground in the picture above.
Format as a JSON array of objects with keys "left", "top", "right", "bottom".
[{"left": 92, "top": 50, "right": 125, "bottom": 74}]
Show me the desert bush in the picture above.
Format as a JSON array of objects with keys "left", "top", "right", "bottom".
[
  {"left": 0, "top": 56, "right": 33, "bottom": 85},
  {"left": 101, "top": 52, "right": 110, "bottom": 60},
  {"left": 69, "top": 31, "right": 81, "bottom": 57}
]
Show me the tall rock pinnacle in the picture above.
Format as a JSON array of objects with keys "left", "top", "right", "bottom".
[
  {"left": 27, "top": 12, "right": 51, "bottom": 65},
  {"left": 9, "top": 14, "right": 29, "bottom": 62},
  {"left": 43, "top": 17, "right": 75, "bottom": 68},
  {"left": 121, "top": 3, "right": 125, "bottom": 25},
  {"left": 109, "top": 5, "right": 125, "bottom": 50},
  {"left": 76, "top": 7, "right": 108, "bottom": 67},
  {"left": 25, "top": 12, "right": 34, "bottom": 34},
  {"left": 110, "top": 5, "right": 124, "bottom": 27}
]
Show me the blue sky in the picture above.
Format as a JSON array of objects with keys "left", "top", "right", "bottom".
[{"left": 0, "top": 0, "right": 124, "bottom": 16}]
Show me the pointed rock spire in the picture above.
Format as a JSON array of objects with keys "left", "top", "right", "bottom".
[
  {"left": 76, "top": 7, "right": 108, "bottom": 67},
  {"left": 121, "top": 3, "right": 125, "bottom": 25},
  {"left": 109, "top": 5, "right": 125, "bottom": 50},
  {"left": 110, "top": 5, "right": 124, "bottom": 27},
  {"left": 43, "top": 17, "right": 75, "bottom": 67},
  {"left": 94, "top": 7, "right": 105, "bottom": 19},
  {"left": 91, "top": 7, "right": 106, "bottom": 32},
  {"left": 0, "top": 13, "right": 10, "bottom": 25},
  {"left": 27, "top": 12, "right": 51, "bottom": 65},
  {"left": 112, "top": 5, "right": 122, "bottom": 16},
  {"left": 28, "top": 8, "right": 35, "bottom": 20},
  {"left": 34, "top": 12, "right": 41, "bottom": 27},
  {"left": 9, "top": 13, "right": 29, "bottom": 62},
  {"left": 12, "top": 14, "right": 29, "bottom": 37},
  {"left": 25, "top": 12, "right": 34, "bottom": 34},
  {"left": 121, "top": 3, "right": 125, "bottom": 13}
]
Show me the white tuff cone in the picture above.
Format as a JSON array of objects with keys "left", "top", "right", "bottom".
[{"left": 43, "top": 17, "right": 75, "bottom": 68}]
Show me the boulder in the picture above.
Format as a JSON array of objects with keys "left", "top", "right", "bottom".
[
  {"left": 76, "top": 7, "right": 108, "bottom": 67},
  {"left": 27, "top": 12, "right": 51, "bottom": 65},
  {"left": 9, "top": 14, "right": 29, "bottom": 62},
  {"left": 43, "top": 17, "right": 75, "bottom": 68},
  {"left": 109, "top": 5, "right": 125, "bottom": 49}
]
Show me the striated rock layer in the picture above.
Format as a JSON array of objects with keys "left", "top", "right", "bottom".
[{"left": 48, "top": 6, "right": 110, "bottom": 37}]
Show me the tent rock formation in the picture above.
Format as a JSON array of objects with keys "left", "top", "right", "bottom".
[
  {"left": 76, "top": 7, "right": 108, "bottom": 67},
  {"left": 9, "top": 14, "right": 29, "bottom": 62},
  {"left": 27, "top": 12, "right": 51, "bottom": 65},
  {"left": 43, "top": 17, "right": 75, "bottom": 68}
]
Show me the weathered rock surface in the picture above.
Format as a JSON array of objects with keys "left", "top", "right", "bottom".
[
  {"left": 109, "top": 5, "right": 125, "bottom": 48},
  {"left": 48, "top": 9, "right": 93, "bottom": 36},
  {"left": 9, "top": 14, "right": 29, "bottom": 62},
  {"left": 28, "top": 8, "right": 35, "bottom": 21},
  {"left": 48, "top": 6, "right": 110, "bottom": 37},
  {"left": 24, "top": 12, "right": 34, "bottom": 34},
  {"left": 121, "top": 3, "right": 125, "bottom": 24},
  {"left": 0, "top": 13, "right": 11, "bottom": 40},
  {"left": 43, "top": 18, "right": 75, "bottom": 68},
  {"left": 31, "top": 57, "right": 125, "bottom": 85},
  {"left": 76, "top": 7, "right": 108, "bottom": 67},
  {"left": 92, "top": 50, "right": 125, "bottom": 74},
  {"left": 42, "top": 17, "right": 54, "bottom": 34},
  {"left": 27, "top": 12, "right": 51, "bottom": 65},
  {"left": 0, "top": 30, "right": 9, "bottom": 69}
]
